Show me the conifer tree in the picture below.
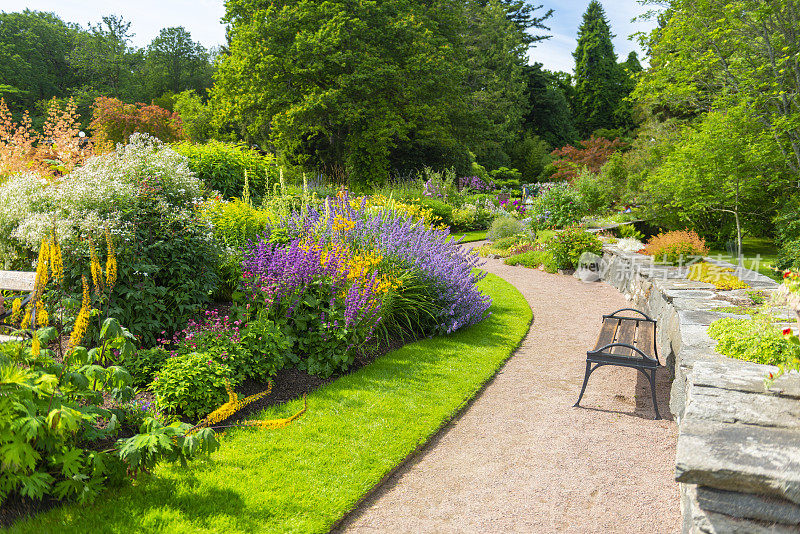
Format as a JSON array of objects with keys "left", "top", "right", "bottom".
[{"left": 572, "top": 1, "right": 626, "bottom": 136}]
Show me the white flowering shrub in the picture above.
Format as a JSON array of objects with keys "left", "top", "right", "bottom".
[
  {"left": 0, "top": 133, "right": 218, "bottom": 346},
  {"left": 616, "top": 237, "right": 645, "bottom": 253}
]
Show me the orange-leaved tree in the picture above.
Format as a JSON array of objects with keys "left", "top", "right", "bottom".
[
  {"left": 90, "top": 96, "right": 185, "bottom": 150},
  {"left": 550, "top": 136, "right": 626, "bottom": 181}
]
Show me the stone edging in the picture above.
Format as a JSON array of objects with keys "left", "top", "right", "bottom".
[{"left": 598, "top": 246, "right": 800, "bottom": 533}]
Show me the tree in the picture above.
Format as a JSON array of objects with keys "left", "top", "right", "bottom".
[
  {"left": 521, "top": 63, "right": 577, "bottom": 147},
  {"left": 68, "top": 15, "right": 140, "bottom": 100},
  {"left": 572, "top": 1, "right": 628, "bottom": 136},
  {"left": 0, "top": 10, "right": 79, "bottom": 110},
  {"left": 634, "top": 0, "right": 800, "bottom": 185},
  {"left": 145, "top": 27, "right": 213, "bottom": 98},
  {"left": 644, "top": 107, "right": 781, "bottom": 250},
  {"left": 549, "top": 135, "right": 627, "bottom": 181}
]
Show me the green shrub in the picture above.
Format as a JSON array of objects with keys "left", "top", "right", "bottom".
[
  {"left": 487, "top": 216, "right": 525, "bottom": 241},
  {"left": 776, "top": 239, "right": 800, "bottom": 271},
  {"left": 529, "top": 183, "right": 586, "bottom": 229},
  {"left": 152, "top": 352, "right": 233, "bottom": 419},
  {"left": 489, "top": 167, "right": 522, "bottom": 189},
  {"left": 125, "top": 347, "right": 169, "bottom": 387},
  {"left": 708, "top": 317, "right": 799, "bottom": 366},
  {"left": 573, "top": 167, "right": 611, "bottom": 214},
  {"left": 617, "top": 223, "right": 644, "bottom": 240},
  {"left": 200, "top": 198, "right": 273, "bottom": 249},
  {"left": 547, "top": 226, "right": 603, "bottom": 269},
  {"left": 420, "top": 196, "right": 454, "bottom": 227},
  {"left": 451, "top": 206, "right": 477, "bottom": 232},
  {"left": 174, "top": 140, "right": 278, "bottom": 202},
  {"left": 504, "top": 249, "right": 557, "bottom": 272}
]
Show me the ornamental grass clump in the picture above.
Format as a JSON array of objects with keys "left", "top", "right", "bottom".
[{"left": 643, "top": 230, "right": 709, "bottom": 264}]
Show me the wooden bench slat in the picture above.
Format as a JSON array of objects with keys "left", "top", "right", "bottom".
[
  {"left": 637, "top": 321, "right": 656, "bottom": 360},
  {"left": 611, "top": 318, "right": 637, "bottom": 357},
  {"left": 0, "top": 271, "right": 36, "bottom": 292},
  {"left": 593, "top": 318, "right": 619, "bottom": 351}
]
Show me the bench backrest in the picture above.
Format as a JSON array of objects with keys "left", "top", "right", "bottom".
[{"left": 0, "top": 271, "right": 36, "bottom": 292}]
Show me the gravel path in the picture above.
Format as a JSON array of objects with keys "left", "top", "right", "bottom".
[{"left": 336, "top": 251, "right": 681, "bottom": 533}]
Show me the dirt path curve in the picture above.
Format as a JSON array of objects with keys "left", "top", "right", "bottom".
[{"left": 336, "top": 249, "right": 681, "bottom": 534}]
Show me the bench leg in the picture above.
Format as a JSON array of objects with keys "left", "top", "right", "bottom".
[
  {"left": 573, "top": 360, "right": 593, "bottom": 408},
  {"left": 648, "top": 369, "right": 661, "bottom": 420}
]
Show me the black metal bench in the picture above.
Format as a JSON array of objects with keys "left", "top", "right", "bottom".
[
  {"left": 0, "top": 271, "right": 36, "bottom": 340},
  {"left": 574, "top": 308, "right": 662, "bottom": 420}
]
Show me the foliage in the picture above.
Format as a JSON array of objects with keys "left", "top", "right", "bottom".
[
  {"left": 5, "top": 275, "right": 528, "bottom": 534},
  {"left": 528, "top": 183, "right": 585, "bottom": 229},
  {"left": 708, "top": 317, "right": 799, "bottom": 367},
  {"left": 489, "top": 167, "right": 522, "bottom": 189},
  {"left": 173, "top": 90, "right": 217, "bottom": 143},
  {"left": 487, "top": 216, "right": 526, "bottom": 242},
  {"left": 90, "top": 97, "right": 185, "bottom": 148},
  {"left": 151, "top": 351, "right": 234, "bottom": 419},
  {"left": 546, "top": 226, "right": 603, "bottom": 270},
  {"left": 144, "top": 27, "right": 212, "bottom": 98},
  {"left": 572, "top": 1, "right": 632, "bottom": 135},
  {"left": 0, "top": 134, "right": 217, "bottom": 346},
  {"left": 776, "top": 239, "right": 800, "bottom": 271},
  {"left": 504, "top": 249, "right": 557, "bottom": 272},
  {"left": 199, "top": 198, "right": 274, "bottom": 251},
  {"left": 550, "top": 136, "right": 627, "bottom": 182},
  {"left": 687, "top": 262, "right": 749, "bottom": 291},
  {"left": 616, "top": 223, "right": 643, "bottom": 240},
  {"left": 643, "top": 230, "right": 709, "bottom": 265},
  {"left": 0, "top": 97, "right": 89, "bottom": 178},
  {"left": 520, "top": 63, "right": 577, "bottom": 148},
  {"left": 641, "top": 108, "right": 779, "bottom": 247},
  {"left": 174, "top": 140, "right": 278, "bottom": 202},
  {"left": 573, "top": 167, "right": 611, "bottom": 215}
]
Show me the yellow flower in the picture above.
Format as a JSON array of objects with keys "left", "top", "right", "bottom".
[
  {"left": 49, "top": 232, "right": 64, "bottom": 283},
  {"left": 31, "top": 334, "right": 41, "bottom": 356},
  {"left": 34, "top": 237, "right": 50, "bottom": 293},
  {"left": 10, "top": 298, "right": 22, "bottom": 325},
  {"left": 241, "top": 395, "right": 307, "bottom": 430},
  {"left": 89, "top": 237, "right": 103, "bottom": 294},
  {"left": 36, "top": 302, "right": 48, "bottom": 327},
  {"left": 69, "top": 276, "right": 92, "bottom": 348},
  {"left": 193, "top": 381, "right": 274, "bottom": 431},
  {"left": 105, "top": 229, "right": 117, "bottom": 290},
  {"left": 20, "top": 307, "right": 31, "bottom": 330}
]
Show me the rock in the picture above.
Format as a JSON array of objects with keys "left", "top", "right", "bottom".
[
  {"left": 676, "top": 419, "right": 800, "bottom": 504},
  {"left": 695, "top": 485, "right": 800, "bottom": 526}
]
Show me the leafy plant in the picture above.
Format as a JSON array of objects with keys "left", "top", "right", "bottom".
[
  {"left": 708, "top": 317, "right": 798, "bottom": 366},
  {"left": 504, "top": 249, "right": 557, "bottom": 272},
  {"left": 90, "top": 96, "right": 185, "bottom": 148},
  {"left": 643, "top": 230, "right": 708, "bottom": 264},
  {"left": 487, "top": 216, "right": 525, "bottom": 241},
  {"left": 547, "top": 226, "right": 603, "bottom": 269},
  {"left": 174, "top": 140, "right": 278, "bottom": 202},
  {"left": 687, "top": 262, "right": 749, "bottom": 290},
  {"left": 151, "top": 351, "right": 234, "bottom": 419},
  {"left": 529, "top": 183, "right": 586, "bottom": 229}
]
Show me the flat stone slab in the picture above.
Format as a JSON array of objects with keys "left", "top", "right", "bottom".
[
  {"left": 676, "top": 419, "right": 800, "bottom": 504},
  {"left": 695, "top": 485, "right": 800, "bottom": 526},
  {"left": 678, "top": 308, "right": 732, "bottom": 326},
  {"left": 658, "top": 279, "right": 717, "bottom": 292},
  {"left": 685, "top": 384, "right": 800, "bottom": 428},
  {"left": 692, "top": 360, "right": 799, "bottom": 400}
]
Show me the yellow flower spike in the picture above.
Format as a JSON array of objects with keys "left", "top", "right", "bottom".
[
  {"left": 36, "top": 303, "right": 48, "bottom": 327},
  {"left": 20, "top": 307, "right": 32, "bottom": 330},
  {"left": 191, "top": 381, "right": 274, "bottom": 431},
  {"left": 241, "top": 395, "right": 307, "bottom": 430},
  {"left": 49, "top": 232, "right": 64, "bottom": 283},
  {"left": 69, "top": 276, "right": 92, "bottom": 348},
  {"left": 31, "top": 334, "right": 41, "bottom": 356},
  {"left": 34, "top": 237, "right": 50, "bottom": 293},
  {"left": 10, "top": 298, "right": 22, "bottom": 325},
  {"left": 89, "top": 237, "right": 103, "bottom": 294},
  {"left": 105, "top": 229, "right": 117, "bottom": 290}
]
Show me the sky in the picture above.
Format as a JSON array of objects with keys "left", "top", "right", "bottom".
[{"left": 1, "top": 0, "right": 657, "bottom": 74}]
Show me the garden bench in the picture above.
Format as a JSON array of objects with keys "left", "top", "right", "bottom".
[
  {"left": 0, "top": 270, "right": 36, "bottom": 341},
  {"left": 574, "top": 308, "right": 662, "bottom": 419}
]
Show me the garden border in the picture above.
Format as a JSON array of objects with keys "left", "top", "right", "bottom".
[{"left": 599, "top": 245, "right": 800, "bottom": 532}]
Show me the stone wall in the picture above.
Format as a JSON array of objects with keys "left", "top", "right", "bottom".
[{"left": 598, "top": 246, "right": 800, "bottom": 533}]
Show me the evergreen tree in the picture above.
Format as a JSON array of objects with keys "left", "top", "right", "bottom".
[
  {"left": 572, "top": 1, "right": 626, "bottom": 136},
  {"left": 521, "top": 63, "right": 577, "bottom": 148}
]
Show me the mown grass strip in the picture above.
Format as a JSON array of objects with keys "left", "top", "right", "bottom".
[
  {"left": 449, "top": 230, "right": 487, "bottom": 243},
  {"left": 8, "top": 273, "right": 530, "bottom": 534}
]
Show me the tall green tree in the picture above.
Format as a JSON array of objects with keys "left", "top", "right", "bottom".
[
  {"left": 521, "top": 63, "right": 577, "bottom": 147},
  {"left": 144, "top": 27, "right": 213, "bottom": 99},
  {"left": 572, "top": 1, "right": 628, "bottom": 136},
  {"left": 0, "top": 10, "right": 78, "bottom": 111}
]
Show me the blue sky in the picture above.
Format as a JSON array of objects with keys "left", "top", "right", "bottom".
[{"left": 1, "top": 0, "right": 656, "bottom": 73}]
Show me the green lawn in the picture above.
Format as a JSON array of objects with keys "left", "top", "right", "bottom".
[
  {"left": 7, "top": 273, "right": 531, "bottom": 534},
  {"left": 707, "top": 237, "right": 781, "bottom": 281},
  {"left": 449, "top": 230, "right": 487, "bottom": 243}
]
